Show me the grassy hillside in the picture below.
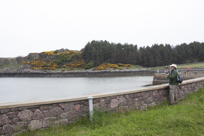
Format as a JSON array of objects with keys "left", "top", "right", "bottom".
[
  {"left": 18, "top": 88, "right": 204, "bottom": 136},
  {"left": 23, "top": 50, "right": 85, "bottom": 70},
  {"left": 177, "top": 62, "right": 204, "bottom": 69}
]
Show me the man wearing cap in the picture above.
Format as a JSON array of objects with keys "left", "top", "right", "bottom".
[{"left": 167, "top": 64, "right": 179, "bottom": 104}]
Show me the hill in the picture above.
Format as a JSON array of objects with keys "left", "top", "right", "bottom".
[
  {"left": 0, "top": 49, "right": 137, "bottom": 72},
  {"left": 0, "top": 49, "right": 85, "bottom": 72},
  {"left": 0, "top": 40, "right": 204, "bottom": 72}
]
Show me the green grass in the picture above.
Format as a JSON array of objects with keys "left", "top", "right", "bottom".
[
  {"left": 18, "top": 88, "right": 204, "bottom": 136},
  {"left": 0, "top": 63, "right": 21, "bottom": 70},
  {"left": 178, "top": 62, "right": 204, "bottom": 69},
  {"left": 148, "top": 62, "right": 204, "bottom": 70}
]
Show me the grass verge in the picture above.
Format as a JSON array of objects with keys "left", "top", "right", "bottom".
[{"left": 148, "top": 62, "right": 204, "bottom": 70}]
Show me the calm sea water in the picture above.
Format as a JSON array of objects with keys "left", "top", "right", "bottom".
[{"left": 0, "top": 76, "right": 153, "bottom": 104}]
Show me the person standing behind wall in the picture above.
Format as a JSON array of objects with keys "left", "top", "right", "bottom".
[{"left": 167, "top": 64, "right": 179, "bottom": 104}]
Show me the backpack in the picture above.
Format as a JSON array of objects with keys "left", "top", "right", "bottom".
[{"left": 177, "top": 74, "right": 183, "bottom": 83}]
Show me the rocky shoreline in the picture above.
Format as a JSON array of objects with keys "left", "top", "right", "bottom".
[{"left": 0, "top": 69, "right": 155, "bottom": 77}]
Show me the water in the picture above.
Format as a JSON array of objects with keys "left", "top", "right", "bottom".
[{"left": 0, "top": 76, "right": 153, "bottom": 104}]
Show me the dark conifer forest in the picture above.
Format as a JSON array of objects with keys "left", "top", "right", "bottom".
[{"left": 82, "top": 41, "right": 204, "bottom": 67}]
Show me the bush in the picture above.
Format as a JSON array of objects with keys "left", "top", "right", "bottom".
[{"left": 84, "top": 61, "right": 95, "bottom": 69}]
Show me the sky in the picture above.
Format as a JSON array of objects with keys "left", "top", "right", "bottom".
[{"left": 0, "top": 0, "right": 204, "bottom": 57}]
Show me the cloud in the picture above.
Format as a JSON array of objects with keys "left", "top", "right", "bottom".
[{"left": 0, "top": 0, "right": 203, "bottom": 57}]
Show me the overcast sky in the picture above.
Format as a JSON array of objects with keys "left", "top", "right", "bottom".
[{"left": 0, "top": 0, "right": 203, "bottom": 57}]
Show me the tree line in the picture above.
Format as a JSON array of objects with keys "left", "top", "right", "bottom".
[{"left": 82, "top": 40, "right": 204, "bottom": 67}]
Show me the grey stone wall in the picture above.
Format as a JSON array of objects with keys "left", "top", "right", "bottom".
[
  {"left": 1, "top": 77, "right": 204, "bottom": 136},
  {"left": 176, "top": 80, "right": 204, "bottom": 100},
  {"left": 93, "top": 89, "right": 168, "bottom": 112},
  {"left": 0, "top": 101, "right": 89, "bottom": 136}
]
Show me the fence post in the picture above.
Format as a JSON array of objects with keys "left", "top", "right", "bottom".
[{"left": 88, "top": 96, "right": 94, "bottom": 121}]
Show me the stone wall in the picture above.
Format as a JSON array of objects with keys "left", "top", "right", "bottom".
[
  {"left": 0, "top": 100, "right": 89, "bottom": 136},
  {"left": 1, "top": 77, "right": 204, "bottom": 136}
]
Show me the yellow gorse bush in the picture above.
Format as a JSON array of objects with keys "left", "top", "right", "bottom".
[
  {"left": 65, "top": 60, "right": 85, "bottom": 68},
  {"left": 42, "top": 50, "right": 80, "bottom": 56},
  {"left": 23, "top": 60, "right": 58, "bottom": 70},
  {"left": 22, "top": 50, "right": 83, "bottom": 70},
  {"left": 95, "top": 63, "right": 131, "bottom": 70},
  {"left": 42, "top": 51, "right": 56, "bottom": 55}
]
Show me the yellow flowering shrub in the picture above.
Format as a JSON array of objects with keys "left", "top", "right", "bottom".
[
  {"left": 23, "top": 60, "right": 47, "bottom": 66},
  {"left": 118, "top": 63, "right": 131, "bottom": 67},
  {"left": 23, "top": 49, "right": 83, "bottom": 70},
  {"left": 48, "top": 63, "right": 58, "bottom": 70},
  {"left": 42, "top": 50, "right": 80, "bottom": 56},
  {"left": 95, "top": 63, "right": 119, "bottom": 70},
  {"left": 23, "top": 60, "right": 58, "bottom": 70},
  {"left": 42, "top": 51, "right": 56, "bottom": 55},
  {"left": 95, "top": 63, "right": 132, "bottom": 70},
  {"left": 66, "top": 60, "right": 85, "bottom": 68},
  {"left": 58, "top": 50, "right": 80, "bottom": 56}
]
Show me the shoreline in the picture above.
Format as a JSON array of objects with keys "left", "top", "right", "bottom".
[
  {"left": 0, "top": 68, "right": 203, "bottom": 78},
  {"left": 0, "top": 69, "right": 155, "bottom": 77}
]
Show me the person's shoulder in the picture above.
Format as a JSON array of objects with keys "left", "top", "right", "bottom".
[{"left": 173, "top": 69, "right": 178, "bottom": 74}]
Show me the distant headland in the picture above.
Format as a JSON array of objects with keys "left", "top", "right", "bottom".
[{"left": 0, "top": 40, "right": 204, "bottom": 73}]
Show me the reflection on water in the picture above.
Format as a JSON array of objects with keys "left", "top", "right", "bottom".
[{"left": 0, "top": 76, "right": 152, "bottom": 103}]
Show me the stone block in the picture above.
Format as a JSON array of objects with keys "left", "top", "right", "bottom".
[
  {"left": 42, "top": 117, "right": 57, "bottom": 128},
  {"left": 0, "top": 115, "right": 10, "bottom": 126},
  {"left": 99, "top": 98, "right": 106, "bottom": 104},
  {"left": 60, "top": 112, "right": 69, "bottom": 119},
  {"left": 145, "top": 97, "right": 154, "bottom": 104},
  {"left": 74, "top": 104, "right": 81, "bottom": 111},
  {"left": 14, "top": 122, "right": 27, "bottom": 131},
  {"left": 93, "top": 103, "right": 101, "bottom": 110},
  {"left": 12, "top": 118, "right": 20, "bottom": 123},
  {"left": 43, "top": 107, "right": 63, "bottom": 118},
  {"left": 80, "top": 105, "right": 89, "bottom": 112},
  {"left": 0, "top": 127, "right": 2, "bottom": 135},
  {"left": 0, "top": 109, "right": 9, "bottom": 114},
  {"left": 49, "top": 107, "right": 63, "bottom": 117},
  {"left": 110, "top": 99, "right": 119, "bottom": 108},
  {"left": 2, "top": 124, "right": 14, "bottom": 135},
  {"left": 7, "top": 112, "right": 17, "bottom": 119},
  {"left": 33, "top": 109, "right": 44, "bottom": 120},
  {"left": 42, "top": 110, "right": 51, "bottom": 117},
  {"left": 118, "top": 96, "right": 126, "bottom": 103},
  {"left": 17, "top": 110, "right": 33, "bottom": 121},
  {"left": 59, "top": 103, "right": 74, "bottom": 112},
  {"left": 28, "top": 120, "right": 43, "bottom": 131}
]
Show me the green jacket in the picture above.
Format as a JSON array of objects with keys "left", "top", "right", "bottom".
[{"left": 168, "top": 69, "right": 179, "bottom": 85}]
